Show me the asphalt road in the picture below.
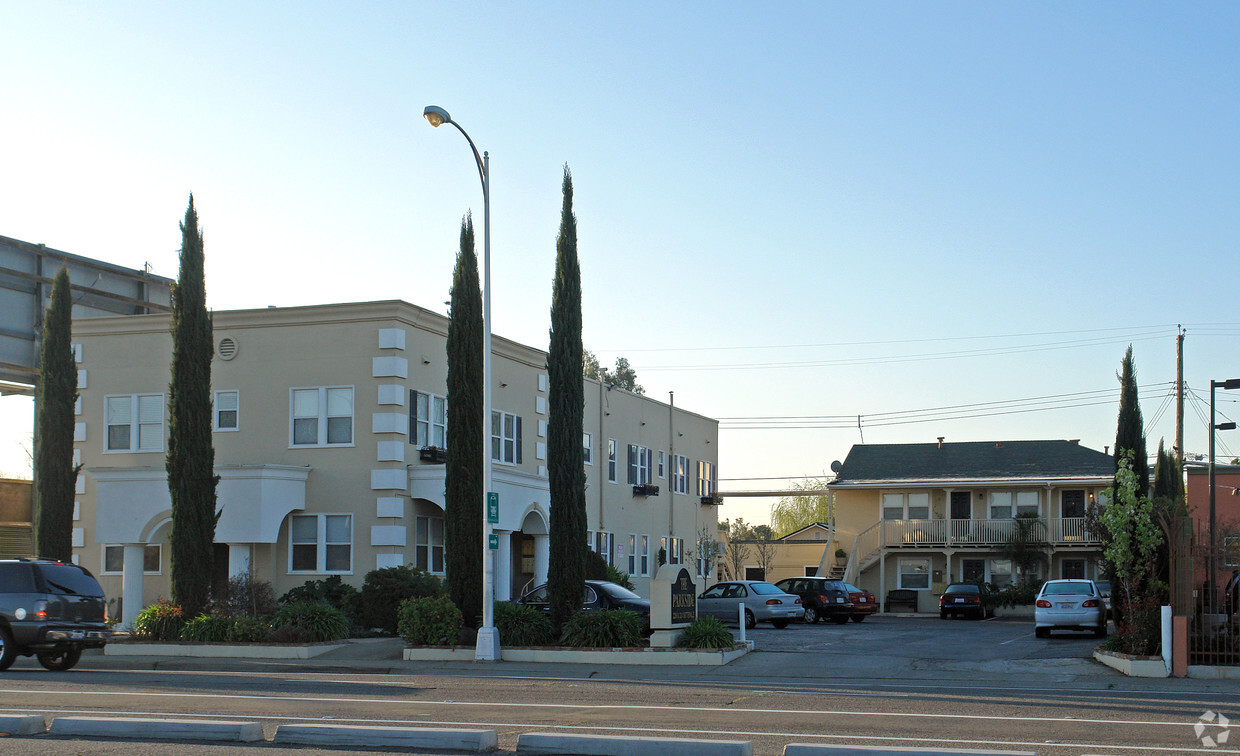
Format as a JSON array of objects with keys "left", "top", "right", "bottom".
[{"left": 1, "top": 616, "right": 1236, "bottom": 756}]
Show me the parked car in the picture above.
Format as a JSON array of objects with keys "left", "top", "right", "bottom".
[
  {"left": 1034, "top": 579, "right": 1107, "bottom": 638},
  {"left": 842, "top": 582, "right": 878, "bottom": 622},
  {"left": 515, "top": 580, "right": 651, "bottom": 629},
  {"left": 0, "top": 558, "right": 110, "bottom": 671},
  {"left": 939, "top": 582, "right": 994, "bottom": 619},
  {"left": 773, "top": 577, "right": 853, "bottom": 624},
  {"left": 697, "top": 580, "right": 803, "bottom": 629},
  {"left": 1093, "top": 579, "right": 1112, "bottom": 618}
]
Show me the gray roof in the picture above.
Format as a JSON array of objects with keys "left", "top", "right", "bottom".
[{"left": 831, "top": 440, "right": 1113, "bottom": 484}]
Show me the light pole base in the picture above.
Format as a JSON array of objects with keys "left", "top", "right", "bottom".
[{"left": 475, "top": 625, "right": 501, "bottom": 662}]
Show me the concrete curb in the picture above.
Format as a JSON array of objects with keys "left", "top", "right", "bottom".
[
  {"left": 1093, "top": 649, "right": 1169, "bottom": 677},
  {"left": 105, "top": 642, "right": 344, "bottom": 659},
  {"left": 274, "top": 723, "right": 497, "bottom": 751},
  {"left": 403, "top": 645, "right": 749, "bottom": 665},
  {"left": 517, "top": 731, "right": 752, "bottom": 755},
  {"left": 0, "top": 715, "right": 46, "bottom": 735},
  {"left": 49, "top": 716, "right": 263, "bottom": 742},
  {"left": 783, "top": 745, "right": 1036, "bottom": 755}
]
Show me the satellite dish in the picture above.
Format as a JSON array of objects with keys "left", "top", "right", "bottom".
[{"left": 829, "top": 460, "right": 842, "bottom": 473}]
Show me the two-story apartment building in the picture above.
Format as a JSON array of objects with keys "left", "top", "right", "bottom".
[
  {"left": 829, "top": 439, "right": 1114, "bottom": 612},
  {"left": 67, "top": 300, "right": 719, "bottom": 626}
]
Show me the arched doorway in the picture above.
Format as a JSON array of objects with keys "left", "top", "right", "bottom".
[{"left": 509, "top": 508, "right": 549, "bottom": 600}]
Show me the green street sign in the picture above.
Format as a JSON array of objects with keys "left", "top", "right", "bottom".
[
  {"left": 488, "top": 533, "right": 499, "bottom": 550},
  {"left": 487, "top": 492, "right": 499, "bottom": 524}
]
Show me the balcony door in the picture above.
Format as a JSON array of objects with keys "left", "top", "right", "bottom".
[{"left": 950, "top": 491, "right": 971, "bottom": 520}]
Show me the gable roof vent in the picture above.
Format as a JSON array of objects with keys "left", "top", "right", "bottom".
[{"left": 216, "top": 336, "right": 239, "bottom": 361}]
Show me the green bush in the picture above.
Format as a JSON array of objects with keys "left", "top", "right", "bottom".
[
  {"left": 605, "top": 565, "right": 635, "bottom": 590},
  {"left": 559, "top": 609, "right": 643, "bottom": 648},
  {"left": 272, "top": 600, "right": 349, "bottom": 642},
  {"left": 181, "top": 614, "right": 232, "bottom": 642},
  {"left": 132, "top": 598, "right": 185, "bottom": 641},
  {"left": 214, "top": 574, "right": 279, "bottom": 619},
  {"left": 397, "top": 595, "right": 463, "bottom": 646},
  {"left": 228, "top": 616, "right": 271, "bottom": 643},
  {"left": 678, "top": 616, "right": 735, "bottom": 649},
  {"left": 494, "top": 601, "right": 555, "bottom": 646},
  {"left": 280, "top": 575, "right": 357, "bottom": 614},
  {"left": 353, "top": 566, "right": 443, "bottom": 633}
]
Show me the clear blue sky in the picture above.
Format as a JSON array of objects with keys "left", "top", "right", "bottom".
[{"left": 2, "top": 2, "right": 1237, "bottom": 526}]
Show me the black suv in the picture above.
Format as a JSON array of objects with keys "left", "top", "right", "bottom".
[
  {"left": 0, "top": 559, "right": 110, "bottom": 671},
  {"left": 774, "top": 577, "right": 854, "bottom": 624}
]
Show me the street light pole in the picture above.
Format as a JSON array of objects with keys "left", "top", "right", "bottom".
[
  {"left": 424, "top": 105, "right": 500, "bottom": 661},
  {"left": 1207, "top": 377, "right": 1240, "bottom": 612}
]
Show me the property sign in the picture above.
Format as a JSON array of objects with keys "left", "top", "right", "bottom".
[
  {"left": 487, "top": 492, "right": 499, "bottom": 524},
  {"left": 488, "top": 533, "right": 499, "bottom": 550},
  {"left": 669, "top": 568, "right": 697, "bottom": 625}
]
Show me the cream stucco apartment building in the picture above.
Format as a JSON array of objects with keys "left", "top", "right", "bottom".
[{"left": 66, "top": 300, "right": 719, "bottom": 626}]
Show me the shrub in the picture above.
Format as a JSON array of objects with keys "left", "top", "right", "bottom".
[
  {"left": 132, "top": 598, "right": 185, "bottom": 641},
  {"left": 228, "top": 616, "right": 271, "bottom": 643},
  {"left": 272, "top": 600, "right": 349, "bottom": 642},
  {"left": 397, "top": 595, "right": 463, "bottom": 646},
  {"left": 605, "top": 565, "right": 634, "bottom": 590},
  {"left": 352, "top": 566, "right": 443, "bottom": 633},
  {"left": 214, "top": 574, "right": 279, "bottom": 619},
  {"left": 280, "top": 575, "right": 357, "bottom": 614},
  {"left": 266, "top": 624, "right": 305, "bottom": 644},
  {"left": 559, "top": 609, "right": 643, "bottom": 648},
  {"left": 181, "top": 614, "right": 232, "bottom": 642},
  {"left": 494, "top": 601, "right": 555, "bottom": 646},
  {"left": 678, "top": 616, "right": 734, "bottom": 649}
]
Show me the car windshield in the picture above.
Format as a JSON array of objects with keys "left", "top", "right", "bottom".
[
  {"left": 749, "top": 582, "right": 783, "bottom": 595},
  {"left": 944, "top": 584, "right": 979, "bottom": 595},
  {"left": 595, "top": 582, "right": 642, "bottom": 600},
  {"left": 1043, "top": 581, "right": 1094, "bottom": 596},
  {"left": 844, "top": 584, "right": 864, "bottom": 593},
  {"left": 37, "top": 564, "right": 103, "bottom": 596}
]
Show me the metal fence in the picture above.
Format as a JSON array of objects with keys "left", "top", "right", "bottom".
[{"left": 1187, "top": 542, "right": 1240, "bottom": 666}]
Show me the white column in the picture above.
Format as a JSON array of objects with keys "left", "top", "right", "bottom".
[
  {"left": 121, "top": 544, "right": 145, "bottom": 630},
  {"left": 533, "top": 533, "right": 550, "bottom": 585},
  {"left": 878, "top": 551, "right": 887, "bottom": 614},
  {"left": 228, "top": 544, "right": 252, "bottom": 578},
  {"left": 495, "top": 531, "right": 512, "bottom": 602}
]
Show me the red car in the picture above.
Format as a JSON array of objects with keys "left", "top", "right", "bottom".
[{"left": 843, "top": 582, "right": 877, "bottom": 622}]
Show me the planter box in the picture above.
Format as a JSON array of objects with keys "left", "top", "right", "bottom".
[
  {"left": 1093, "top": 648, "right": 1168, "bottom": 677},
  {"left": 403, "top": 644, "right": 748, "bottom": 666},
  {"left": 105, "top": 641, "right": 344, "bottom": 659}
]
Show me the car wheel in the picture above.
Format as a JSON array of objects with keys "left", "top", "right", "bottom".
[
  {"left": 803, "top": 606, "right": 819, "bottom": 624},
  {"left": 832, "top": 614, "right": 850, "bottom": 625},
  {"left": 1095, "top": 621, "right": 1108, "bottom": 639},
  {"left": 772, "top": 620, "right": 789, "bottom": 629},
  {"left": 0, "top": 626, "right": 16, "bottom": 671},
  {"left": 851, "top": 615, "right": 865, "bottom": 623},
  {"left": 940, "top": 611, "right": 948, "bottom": 620},
  {"left": 744, "top": 610, "right": 756, "bottom": 630},
  {"left": 1035, "top": 627, "right": 1049, "bottom": 638},
  {"left": 37, "top": 647, "right": 81, "bottom": 672}
]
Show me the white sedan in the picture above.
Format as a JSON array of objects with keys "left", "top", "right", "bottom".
[{"left": 1034, "top": 579, "right": 1107, "bottom": 638}]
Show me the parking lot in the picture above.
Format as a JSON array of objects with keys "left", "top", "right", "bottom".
[{"left": 743, "top": 613, "right": 1105, "bottom": 663}]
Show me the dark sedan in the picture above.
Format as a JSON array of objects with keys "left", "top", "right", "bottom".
[
  {"left": 515, "top": 580, "right": 651, "bottom": 629},
  {"left": 774, "top": 577, "right": 854, "bottom": 625},
  {"left": 939, "top": 582, "right": 994, "bottom": 619}
]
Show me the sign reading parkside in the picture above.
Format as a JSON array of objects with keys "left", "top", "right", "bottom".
[{"left": 670, "top": 568, "right": 697, "bottom": 625}]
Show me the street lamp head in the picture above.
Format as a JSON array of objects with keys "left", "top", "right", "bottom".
[
  {"left": 423, "top": 105, "right": 451, "bottom": 128},
  {"left": 1216, "top": 422, "right": 1238, "bottom": 432},
  {"left": 1221, "top": 378, "right": 1240, "bottom": 391}
]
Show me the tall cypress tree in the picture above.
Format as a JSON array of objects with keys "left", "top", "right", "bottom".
[
  {"left": 445, "top": 213, "right": 483, "bottom": 626},
  {"left": 547, "top": 166, "right": 586, "bottom": 630},
  {"left": 167, "top": 195, "right": 219, "bottom": 619},
  {"left": 1113, "top": 345, "right": 1148, "bottom": 495},
  {"left": 34, "top": 267, "right": 78, "bottom": 561}
]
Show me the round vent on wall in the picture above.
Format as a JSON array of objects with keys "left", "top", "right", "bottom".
[{"left": 216, "top": 337, "right": 239, "bottom": 361}]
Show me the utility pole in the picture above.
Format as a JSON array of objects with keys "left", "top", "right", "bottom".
[{"left": 1176, "top": 326, "right": 1185, "bottom": 464}]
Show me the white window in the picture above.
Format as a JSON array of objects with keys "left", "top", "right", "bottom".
[
  {"left": 594, "top": 531, "right": 613, "bottom": 566},
  {"left": 882, "top": 493, "right": 903, "bottom": 520},
  {"left": 882, "top": 492, "right": 929, "bottom": 520},
  {"left": 289, "top": 514, "right": 352, "bottom": 573},
  {"left": 627, "top": 444, "right": 653, "bottom": 485},
  {"left": 628, "top": 534, "right": 637, "bottom": 575},
  {"left": 989, "top": 558, "right": 1013, "bottom": 588},
  {"left": 989, "top": 492, "right": 1013, "bottom": 519},
  {"left": 415, "top": 515, "right": 445, "bottom": 574},
  {"left": 291, "top": 387, "right": 354, "bottom": 447},
  {"left": 657, "top": 451, "right": 665, "bottom": 478},
  {"left": 672, "top": 455, "right": 689, "bottom": 494},
  {"left": 696, "top": 461, "right": 716, "bottom": 497},
  {"left": 583, "top": 432, "right": 593, "bottom": 465},
  {"left": 898, "top": 557, "right": 930, "bottom": 590},
  {"left": 669, "top": 537, "right": 683, "bottom": 565},
  {"left": 607, "top": 439, "right": 617, "bottom": 483},
  {"left": 102, "top": 544, "right": 161, "bottom": 575},
  {"left": 491, "top": 411, "right": 522, "bottom": 464},
  {"left": 105, "top": 394, "right": 164, "bottom": 452},
  {"left": 213, "top": 390, "right": 239, "bottom": 431},
  {"left": 1015, "top": 491, "right": 1040, "bottom": 517},
  {"left": 411, "top": 391, "right": 447, "bottom": 448},
  {"left": 660, "top": 536, "right": 668, "bottom": 565},
  {"left": 907, "top": 492, "right": 930, "bottom": 520}
]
